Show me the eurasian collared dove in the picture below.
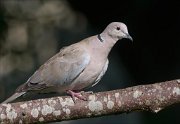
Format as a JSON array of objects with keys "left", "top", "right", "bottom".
[{"left": 2, "top": 22, "right": 132, "bottom": 103}]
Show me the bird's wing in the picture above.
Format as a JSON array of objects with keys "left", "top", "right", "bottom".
[{"left": 16, "top": 44, "right": 90, "bottom": 92}]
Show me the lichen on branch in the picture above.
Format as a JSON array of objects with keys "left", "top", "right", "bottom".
[{"left": 0, "top": 79, "right": 180, "bottom": 124}]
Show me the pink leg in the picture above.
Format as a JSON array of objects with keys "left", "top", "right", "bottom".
[{"left": 66, "top": 90, "right": 87, "bottom": 102}]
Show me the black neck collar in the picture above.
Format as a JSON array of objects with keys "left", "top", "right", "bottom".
[{"left": 97, "top": 34, "right": 103, "bottom": 42}]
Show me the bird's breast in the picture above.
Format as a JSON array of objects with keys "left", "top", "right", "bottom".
[{"left": 71, "top": 57, "right": 107, "bottom": 90}]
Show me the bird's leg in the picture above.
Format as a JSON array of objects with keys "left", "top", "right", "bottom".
[{"left": 66, "top": 90, "right": 87, "bottom": 102}]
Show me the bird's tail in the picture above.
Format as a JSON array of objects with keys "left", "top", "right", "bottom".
[{"left": 1, "top": 92, "right": 26, "bottom": 104}]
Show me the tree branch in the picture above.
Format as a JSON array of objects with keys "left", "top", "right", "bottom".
[{"left": 0, "top": 79, "right": 180, "bottom": 124}]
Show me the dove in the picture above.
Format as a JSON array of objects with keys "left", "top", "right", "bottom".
[{"left": 2, "top": 22, "right": 133, "bottom": 103}]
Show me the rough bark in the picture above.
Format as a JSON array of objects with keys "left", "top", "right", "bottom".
[{"left": 0, "top": 79, "right": 180, "bottom": 124}]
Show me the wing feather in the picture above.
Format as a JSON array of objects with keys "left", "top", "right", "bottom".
[{"left": 16, "top": 44, "right": 90, "bottom": 92}]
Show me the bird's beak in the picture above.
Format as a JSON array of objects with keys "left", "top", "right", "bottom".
[{"left": 125, "top": 33, "right": 133, "bottom": 41}]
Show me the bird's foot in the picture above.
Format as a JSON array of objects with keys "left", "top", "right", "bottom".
[{"left": 66, "top": 90, "right": 87, "bottom": 102}]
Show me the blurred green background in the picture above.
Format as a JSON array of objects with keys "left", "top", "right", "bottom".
[{"left": 0, "top": 0, "right": 179, "bottom": 124}]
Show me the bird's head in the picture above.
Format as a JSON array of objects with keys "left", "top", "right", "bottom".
[{"left": 103, "top": 22, "right": 133, "bottom": 42}]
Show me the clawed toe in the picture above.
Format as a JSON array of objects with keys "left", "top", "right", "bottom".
[{"left": 66, "top": 90, "right": 87, "bottom": 103}]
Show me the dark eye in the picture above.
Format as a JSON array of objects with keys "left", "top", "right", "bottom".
[{"left": 116, "top": 27, "right": 120, "bottom": 31}]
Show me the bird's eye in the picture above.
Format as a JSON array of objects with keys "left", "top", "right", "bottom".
[{"left": 116, "top": 27, "right": 120, "bottom": 31}]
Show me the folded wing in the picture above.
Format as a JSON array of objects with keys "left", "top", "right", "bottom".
[{"left": 16, "top": 45, "right": 90, "bottom": 92}]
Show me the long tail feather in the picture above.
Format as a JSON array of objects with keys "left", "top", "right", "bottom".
[{"left": 1, "top": 92, "right": 26, "bottom": 104}]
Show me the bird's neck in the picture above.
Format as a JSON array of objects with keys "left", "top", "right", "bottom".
[
  {"left": 100, "top": 32, "right": 119, "bottom": 44},
  {"left": 87, "top": 34, "right": 118, "bottom": 59},
  {"left": 99, "top": 33, "right": 118, "bottom": 52}
]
